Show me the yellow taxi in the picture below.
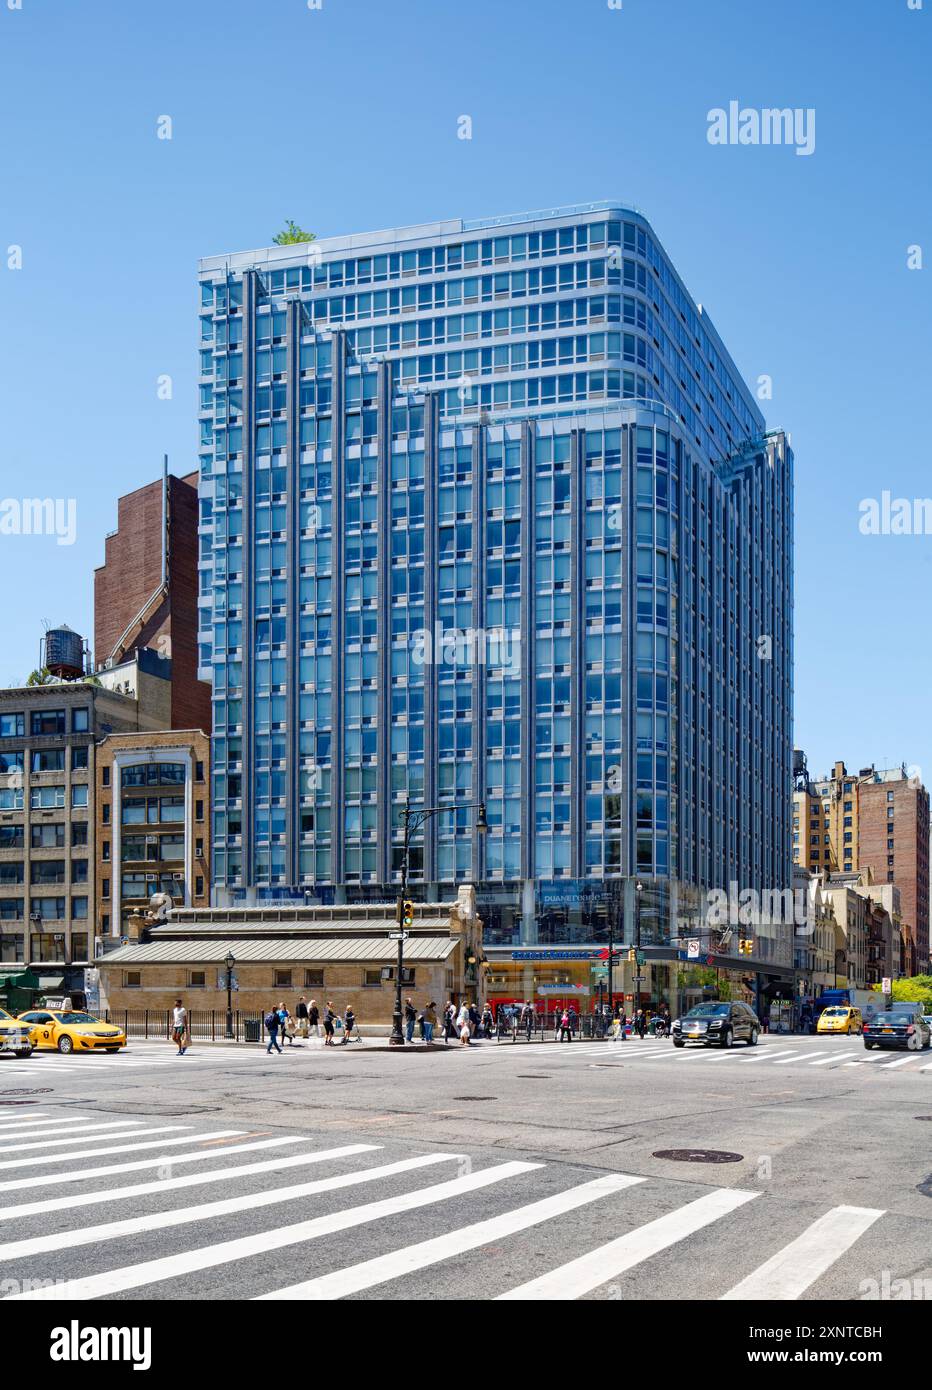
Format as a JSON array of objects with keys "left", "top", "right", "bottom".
[
  {"left": 0, "top": 1005, "right": 34, "bottom": 1058},
  {"left": 17, "top": 1009, "right": 126, "bottom": 1055},
  {"left": 817, "top": 1005, "right": 862, "bottom": 1036}
]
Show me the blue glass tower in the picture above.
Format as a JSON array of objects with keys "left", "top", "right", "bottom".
[{"left": 197, "top": 201, "right": 792, "bottom": 980}]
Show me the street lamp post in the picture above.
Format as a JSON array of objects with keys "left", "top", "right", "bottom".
[
  {"left": 390, "top": 797, "right": 488, "bottom": 1046},
  {"left": 224, "top": 951, "right": 235, "bottom": 1040},
  {"left": 634, "top": 879, "right": 644, "bottom": 1010}
]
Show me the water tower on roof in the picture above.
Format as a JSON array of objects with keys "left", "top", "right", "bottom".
[{"left": 41, "top": 624, "right": 86, "bottom": 681}]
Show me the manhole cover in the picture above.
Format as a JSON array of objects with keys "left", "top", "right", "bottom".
[
  {"left": 453, "top": 1096, "right": 496, "bottom": 1102},
  {"left": 0, "top": 1089, "right": 53, "bottom": 1102},
  {"left": 653, "top": 1148, "right": 743, "bottom": 1164}
]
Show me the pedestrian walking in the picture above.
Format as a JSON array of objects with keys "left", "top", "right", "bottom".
[
  {"left": 171, "top": 998, "right": 188, "bottom": 1056},
  {"left": 296, "top": 996, "right": 309, "bottom": 1039},
  {"left": 265, "top": 1004, "right": 283, "bottom": 1054},
  {"left": 277, "top": 1002, "right": 296, "bottom": 1045},
  {"left": 468, "top": 1001, "right": 480, "bottom": 1037},
  {"left": 559, "top": 1008, "right": 572, "bottom": 1043},
  {"left": 635, "top": 1008, "right": 647, "bottom": 1040},
  {"left": 342, "top": 1004, "right": 357, "bottom": 1043},
  {"left": 423, "top": 1000, "right": 437, "bottom": 1044},
  {"left": 323, "top": 1001, "right": 336, "bottom": 1046},
  {"left": 308, "top": 999, "right": 321, "bottom": 1038},
  {"left": 568, "top": 1004, "right": 579, "bottom": 1037},
  {"left": 404, "top": 997, "right": 417, "bottom": 1045},
  {"left": 456, "top": 1001, "right": 471, "bottom": 1046},
  {"left": 443, "top": 1001, "right": 456, "bottom": 1043},
  {"left": 521, "top": 1000, "right": 535, "bottom": 1041},
  {"left": 481, "top": 1003, "right": 494, "bottom": 1039}
]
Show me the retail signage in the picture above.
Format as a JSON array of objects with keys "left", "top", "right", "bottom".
[{"left": 509, "top": 950, "right": 603, "bottom": 961}]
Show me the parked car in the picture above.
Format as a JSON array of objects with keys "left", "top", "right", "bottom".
[
  {"left": 0, "top": 1005, "right": 33, "bottom": 1058},
  {"left": 863, "top": 1006, "right": 931, "bottom": 1051},
  {"left": 816, "top": 1005, "right": 863, "bottom": 1036},
  {"left": 17, "top": 1009, "right": 126, "bottom": 1054},
  {"left": 672, "top": 1001, "right": 760, "bottom": 1048}
]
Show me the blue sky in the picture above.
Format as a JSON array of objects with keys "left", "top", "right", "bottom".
[{"left": 0, "top": 0, "right": 929, "bottom": 783}]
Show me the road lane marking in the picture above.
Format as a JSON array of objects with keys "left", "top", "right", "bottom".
[
  {"left": 0, "top": 1123, "right": 152, "bottom": 1156},
  {"left": 6, "top": 1160, "right": 540, "bottom": 1301},
  {"left": 0, "top": 1133, "right": 273, "bottom": 1192},
  {"left": 0, "top": 1144, "right": 382, "bottom": 1232},
  {"left": 264, "top": 1173, "right": 646, "bottom": 1301},
  {"left": 808, "top": 1052, "right": 858, "bottom": 1066},
  {"left": 769, "top": 1052, "right": 821, "bottom": 1064},
  {"left": 0, "top": 1127, "right": 192, "bottom": 1171},
  {"left": 877, "top": 1054, "right": 922, "bottom": 1068},
  {"left": 0, "top": 1117, "right": 97, "bottom": 1140},
  {"left": 497, "top": 1187, "right": 759, "bottom": 1301},
  {"left": 721, "top": 1205, "right": 884, "bottom": 1300}
]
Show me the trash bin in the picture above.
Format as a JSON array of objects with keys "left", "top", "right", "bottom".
[{"left": 244, "top": 1018, "right": 261, "bottom": 1043}]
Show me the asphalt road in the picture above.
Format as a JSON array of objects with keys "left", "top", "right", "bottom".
[{"left": 1, "top": 1031, "right": 930, "bottom": 1302}]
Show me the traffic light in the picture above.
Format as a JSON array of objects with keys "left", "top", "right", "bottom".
[
  {"left": 627, "top": 948, "right": 637, "bottom": 963},
  {"left": 738, "top": 937, "right": 753, "bottom": 956},
  {"left": 401, "top": 900, "right": 414, "bottom": 929}
]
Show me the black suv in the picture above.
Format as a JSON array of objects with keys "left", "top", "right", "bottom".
[
  {"left": 672, "top": 1001, "right": 761, "bottom": 1048},
  {"left": 863, "top": 1005, "right": 932, "bottom": 1051}
]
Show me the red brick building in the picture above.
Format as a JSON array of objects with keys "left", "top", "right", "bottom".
[
  {"left": 858, "top": 769, "right": 929, "bottom": 974},
  {"left": 94, "top": 469, "right": 210, "bottom": 733}
]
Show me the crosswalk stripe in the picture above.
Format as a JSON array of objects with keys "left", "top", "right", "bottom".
[
  {"left": 0, "top": 1117, "right": 96, "bottom": 1141},
  {"left": 497, "top": 1186, "right": 759, "bottom": 1301},
  {"left": 0, "top": 1143, "right": 383, "bottom": 1233},
  {"left": 0, "top": 1123, "right": 152, "bottom": 1156},
  {"left": 0, "top": 1134, "right": 293, "bottom": 1193},
  {"left": 843, "top": 1054, "right": 888, "bottom": 1066},
  {"left": 769, "top": 1051, "right": 819, "bottom": 1064},
  {"left": 261, "top": 1172, "right": 646, "bottom": 1301},
  {"left": 0, "top": 1113, "right": 52, "bottom": 1126},
  {"left": 5, "top": 1159, "right": 540, "bottom": 1301},
  {"left": 808, "top": 1051, "right": 858, "bottom": 1066},
  {"left": 721, "top": 1205, "right": 884, "bottom": 1300},
  {"left": 0, "top": 1127, "right": 191, "bottom": 1171},
  {"left": 877, "top": 1054, "right": 921, "bottom": 1068},
  {"left": 0, "top": 1154, "right": 474, "bottom": 1263}
]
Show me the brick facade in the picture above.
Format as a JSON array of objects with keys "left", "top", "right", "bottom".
[
  {"left": 858, "top": 778, "right": 929, "bottom": 972},
  {"left": 94, "top": 472, "right": 210, "bottom": 732}
]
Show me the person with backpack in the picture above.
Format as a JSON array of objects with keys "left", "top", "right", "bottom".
[
  {"left": 404, "top": 997, "right": 417, "bottom": 1044},
  {"left": 265, "top": 1005, "right": 283, "bottom": 1054}
]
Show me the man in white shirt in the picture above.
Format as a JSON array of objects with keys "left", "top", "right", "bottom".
[{"left": 172, "top": 999, "right": 188, "bottom": 1056}]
